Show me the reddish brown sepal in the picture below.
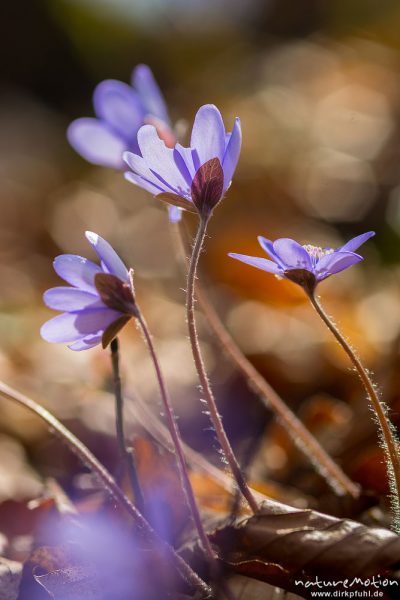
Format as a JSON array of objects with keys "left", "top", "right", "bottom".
[
  {"left": 156, "top": 192, "right": 197, "bottom": 214},
  {"left": 191, "top": 158, "right": 224, "bottom": 218},
  {"left": 101, "top": 316, "right": 131, "bottom": 349},
  {"left": 95, "top": 273, "right": 137, "bottom": 316},
  {"left": 283, "top": 269, "right": 317, "bottom": 295}
]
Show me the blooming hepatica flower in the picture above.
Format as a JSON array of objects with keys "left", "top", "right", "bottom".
[
  {"left": 67, "top": 64, "right": 182, "bottom": 223},
  {"left": 41, "top": 232, "right": 138, "bottom": 351},
  {"left": 68, "top": 64, "right": 172, "bottom": 170},
  {"left": 229, "top": 231, "right": 375, "bottom": 294},
  {"left": 123, "top": 103, "right": 242, "bottom": 220}
]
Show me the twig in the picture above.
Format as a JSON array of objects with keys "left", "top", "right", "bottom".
[
  {"left": 110, "top": 338, "right": 144, "bottom": 511},
  {"left": 0, "top": 380, "right": 211, "bottom": 596}
]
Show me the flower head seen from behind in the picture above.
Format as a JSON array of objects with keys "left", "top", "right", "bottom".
[
  {"left": 123, "top": 103, "right": 242, "bottom": 220},
  {"left": 41, "top": 233, "right": 138, "bottom": 351},
  {"left": 67, "top": 64, "right": 173, "bottom": 171},
  {"left": 229, "top": 232, "right": 375, "bottom": 295}
]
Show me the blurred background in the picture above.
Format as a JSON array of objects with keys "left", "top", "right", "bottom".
[{"left": 1, "top": 0, "right": 400, "bottom": 521}]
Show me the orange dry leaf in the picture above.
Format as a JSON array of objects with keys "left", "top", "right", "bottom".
[{"left": 132, "top": 437, "right": 190, "bottom": 541}]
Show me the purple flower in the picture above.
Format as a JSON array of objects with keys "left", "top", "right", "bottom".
[
  {"left": 123, "top": 104, "right": 242, "bottom": 220},
  {"left": 41, "top": 232, "right": 137, "bottom": 351},
  {"left": 67, "top": 64, "right": 181, "bottom": 221},
  {"left": 67, "top": 64, "right": 173, "bottom": 170},
  {"left": 229, "top": 232, "right": 375, "bottom": 294}
]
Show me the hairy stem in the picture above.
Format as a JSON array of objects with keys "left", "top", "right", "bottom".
[
  {"left": 308, "top": 292, "right": 400, "bottom": 530},
  {"left": 0, "top": 380, "right": 210, "bottom": 596},
  {"left": 172, "top": 221, "right": 359, "bottom": 499},
  {"left": 110, "top": 338, "right": 144, "bottom": 511},
  {"left": 186, "top": 217, "right": 258, "bottom": 513},
  {"left": 134, "top": 308, "right": 219, "bottom": 568}
]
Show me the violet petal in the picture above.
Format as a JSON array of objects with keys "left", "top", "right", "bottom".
[
  {"left": 68, "top": 335, "right": 103, "bottom": 351},
  {"left": 85, "top": 232, "right": 128, "bottom": 282},
  {"left": 273, "top": 238, "right": 312, "bottom": 270},
  {"left": 339, "top": 231, "right": 375, "bottom": 253},
  {"left": 124, "top": 171, "right": 165, "bottom": 196},
  {"left": 93, "top": 79, "right": 145, "bottom": 140},
  {"left": 123, "top": 151, "right": 169, "bottom": 192},
  {"left": 67, "top": 118, "right": 126, "bottom": 169},
  {"left": 257, "top": 236, "right": 287, "bottom": 268},
  {"left": 41, "top": 309, "right": 123, "bottom": 343},
  {"left": 228, "top": 252, "right": 282, "bottom": 274},
  {"left": 315, "top": 251, "right": 363, "bottom": 281},
  {"left": 168, "top": 206, "right": 183, "bottom": 223},
  {"left": 174, "top": 144, "right": 196, "bottom": 179},
  {"left": 53, "top": 255, "right": 102, "bottom": 292},
  {"left": 137, "top": 125, "right": 190, "bottom": 196},
  {"left": 44, "top": 287, "right": 101, "bottom": 311},
  {"left": 190, "top": 105, "right": 226, "bottom": 169},
  {"left": 222, "top": 117, "right": 242, "bottom": 190},
  {"left": 132, "top": 64, "right": 170, "bottom": 124}
]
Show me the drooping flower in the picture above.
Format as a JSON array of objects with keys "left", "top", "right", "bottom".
[
  {"left": 41, "top": 232, "right": 137, "bottom": 351},
  {"left": 68, "top": 64, "right": 172, "bottom": 170},
  {"left": 123, "top": 104, "right": 242, "bottom": 220},
  {"left": 229, "top": 232, "right": 375, "bottom": 294}
]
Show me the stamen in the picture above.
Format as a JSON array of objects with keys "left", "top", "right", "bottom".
[{"left": 303, "top": 244, "right": 334, "bottom": 261}]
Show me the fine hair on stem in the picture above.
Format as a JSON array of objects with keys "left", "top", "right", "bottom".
[
  {"left": 171, "top": 219, "right": 359, "bottom": 499},
  {"left": 307, "top": 291, "right": 400, "bottom": 531},
  {"left": 186, "top": 215, "right": 259, "bottom": 513}
]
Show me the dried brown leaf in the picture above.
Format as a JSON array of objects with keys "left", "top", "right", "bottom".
[
  {"left": 209, "top": 506, "right": 400, "bottom": 583},
  {"left": 132, "top": 437, "right": 190, "bottom": 541},
  {"left": 227, "top": 574, "right": 303, "bottom": 600}
]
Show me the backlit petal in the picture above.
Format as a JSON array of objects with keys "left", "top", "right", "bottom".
[
  {"left": 41, "top": 309, "right": 123, "bottom": 343},
  {"left": 315, "top": 251, "right": 363, "bottom": 281},
  {"left": 44, "top": 287, "right": 101, "bottom": 311},
  {"left": 339, "top": 231, "right": 375, "bottom": 253},
  {"left": 53, "top": 255, "right": 101, "bottom": 292},
  {"left": 273, "top": 238, "right": 312, "bottom": 270},
  {"left": 68, "top": 334, "right": 103, "bottom": 351},
  {"left": 137, "top": 125, "right": 190, "bottom": 196},
  {"left": 67, "top": 118, "right": 126, "bottom": 169},
  {"left": 222, "top": 117, "right": 241, "bottom": 190},
  {"left": 190, "top": 105, "right": 226, "bottom": 170},
  {"left": 132, "top": 64, "right": 170, "bottom": 124},
  {"left": 93, "top": 79, "right": 144, "bottom": 140},
  {"left": 85, "top": 232, "right": 128, "bottom": 281},
  {"left": 228, "top": 253, "right": 282, "bottom": 274}
]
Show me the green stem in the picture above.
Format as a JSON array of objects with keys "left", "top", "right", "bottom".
[
  {"left": 110, "top": 338, "right": 144, "bottom": 512},
  {"left": 308, "top": 292, "right": 400, "bottom": 530},
  {"left": 186, "top": 217, "right": 258, "bottom": 513},
  {"left": 0, "top": 380, "right": 211, "bottom": 596}
]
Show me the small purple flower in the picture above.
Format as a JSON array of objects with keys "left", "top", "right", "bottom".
[
  {"left": 67, "top": 64, "right": 181, "bottom": 222},
  {"left": 229, "top": 232, "right": 375, "bottom": 294},
  {"left": 68, "top": 64, "right": 172, "bottom": 170},
  {"left": 41, "top": 232, "right": 137, "bottom": 351},
  {"left": 123, "top": 103, "right": 242, "bottom": 220}
]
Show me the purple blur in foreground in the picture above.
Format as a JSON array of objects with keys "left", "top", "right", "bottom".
[
  {"left": 229, "top": 232, "right": 375, "bottom": 293},
  {"left": 123, "top": 104, "right": 242, "bottom": 219},
  {"left": 41, "top": 233, "right": 136, "bottom": 351}
]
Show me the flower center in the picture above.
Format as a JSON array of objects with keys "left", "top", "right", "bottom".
[{"left": 302, "top": 244, "right": 334, "bottom": 265}]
